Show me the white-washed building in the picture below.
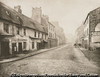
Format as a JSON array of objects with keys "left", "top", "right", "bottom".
[{"left": 0, "top": 2, "right": 48, "bottom": 56}]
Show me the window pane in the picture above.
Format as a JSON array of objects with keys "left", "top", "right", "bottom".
[
  {"left": 4, "top": 23, "right": 9, "bottom": 33},
  {"left": 23, "top": 42, "right": 26, "bottom": 49},
  {"left": 32, "top": 42, "right": 34, "bottom": 49},
  {"left": 34, "top": 31, "right": 36, "bottom": 37},
  {"left": 24, "top": 28, "right": 26, "bottom": 35}
]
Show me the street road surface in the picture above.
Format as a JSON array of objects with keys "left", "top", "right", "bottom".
[{"left": 0, "top": 44, "right": 100, "bottom": 77}]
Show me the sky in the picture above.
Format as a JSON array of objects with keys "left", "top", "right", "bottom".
[{"left": 1, "top": 0, "right": 100, "bottom": 35}]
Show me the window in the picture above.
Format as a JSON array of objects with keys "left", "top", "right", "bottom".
[
  {"left": 38, "top": 32, "right": 40, "bottom": 38},
  {"left": 23, "top": 42, "right": 26, "bottom": 49},
  {"left": 45, "top": 34, "right": 46, "bottom": 39},
  {"left": 24, "top": 28, "right": 26, "bottom": 36},
  {"left": 42, "top": 33, "right": 43, "bottom": 38},
  {"left": 32, "top": 42, "right": 34, "bottom": 49},
  {"left": 35, "top": 31, "right": 36, "bottom": 37},
  {"left": 12, "top": 43, "right": 16, "bottom": 51},
  {"left": 6, "top": 11, "right": 10, "bottom": 16},
  {"left": 4, "top": 23, "right": 9, "bottom": 33},
  {"left": 12, "top": 26, "right": 14, "bottom": 35},
  {"left": 16, "top": 27, "right": 20, "bottom": 35}
]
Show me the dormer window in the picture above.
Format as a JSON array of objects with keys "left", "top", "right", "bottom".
[
  {"left": 6, "top": 11, "right": 10, "bottom": 15},
  {"left": 17, "top": 16, "right": 19, "bottom": 19}
]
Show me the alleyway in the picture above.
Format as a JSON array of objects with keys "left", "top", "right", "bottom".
[{"left": 0, "top": 44, "right": 99, "bottom": 77}]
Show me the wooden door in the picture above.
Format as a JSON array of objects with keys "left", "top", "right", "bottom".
[{"left": 1, "top": 42, "right": 9, "bottom": 56}]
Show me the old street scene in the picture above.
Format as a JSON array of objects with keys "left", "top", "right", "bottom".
[{"left": 0, "top": 0, "right": 100, "bottom": 77}]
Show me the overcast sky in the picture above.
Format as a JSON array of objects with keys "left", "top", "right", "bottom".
[{"left": 1, "top": 0, "right": 100, "bottom": 35}]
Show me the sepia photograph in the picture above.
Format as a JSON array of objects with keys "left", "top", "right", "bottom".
[{"left": 0, "top": 0, "right": 100, "bottom": 77}]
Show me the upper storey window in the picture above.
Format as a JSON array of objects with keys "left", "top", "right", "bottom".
[
  {"left": 6, "top": 11, "right": 10, "bottom": 16},
  {"left": 4, "top": 23, "right": 9, "bottom": 33},
  {"left": 24, "top": 28, "right": 26, "bottom": 36}
]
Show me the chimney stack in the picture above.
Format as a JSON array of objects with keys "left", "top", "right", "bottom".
[
  {"left": 14, "top": 5, "right": 22, "bottom": 14},
  {"left": 31, "top": 7, "right": 42, "bottom": 24}
]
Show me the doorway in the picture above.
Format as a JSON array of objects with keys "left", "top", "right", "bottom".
[
  {"left": 1, "top": 41, "right": 9, "bottom": 56},
  {"left": 18, "top": 42, "right": 22, "bottom": 53}
]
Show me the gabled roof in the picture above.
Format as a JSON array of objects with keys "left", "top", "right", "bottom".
[{"left": 0, "top": 2, "right": 46, "bottom": 33}]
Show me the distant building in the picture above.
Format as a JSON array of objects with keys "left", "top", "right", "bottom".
[
  {"left": 51, "top": 22, "right": 66, "bottom": 45},
  {"left": 75, "top": 23, "right": 84, "bottom": 46}
]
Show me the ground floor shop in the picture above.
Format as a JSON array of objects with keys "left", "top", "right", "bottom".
[
  {"left": 0, "top": 36, "right": 43, "bottom": 56},
  {"left": 0, "top": 36, "right": 58, "bottom": 56},
  {"left": 48, "top": 38, "right": 58, "bottom": 48}
]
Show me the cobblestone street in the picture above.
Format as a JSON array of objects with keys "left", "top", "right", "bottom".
[{"left": 0, "top": 44, "right": 99, "bottom": 77}]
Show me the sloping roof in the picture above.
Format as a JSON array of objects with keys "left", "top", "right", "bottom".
[
  {"left": 0, "top": 2, "right": 46, "bottom": 33},
  {"left": 0, "top": 2, "right": 21, "bottom": 24},
  {"left": 41, "top": 17, "right": 48, "bottom": 33}
]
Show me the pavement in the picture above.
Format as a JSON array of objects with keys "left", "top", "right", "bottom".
[
  {"left": 79, "top": 47, "right": 100, "bottom": 68},
  {"left": 0, "top": 44, "right": 99, "bottom": 77},
  {"left": 0, "top": 45, "right": 64, "bottom": 64}
]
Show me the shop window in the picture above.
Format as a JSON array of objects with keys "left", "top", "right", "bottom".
[
  {"left": 32, "top": 42, "right": 34, "bottom": 49},
  {"left": 12, "top": 43, "right": 17, "bottom": 52},
  {"left": 4, "top": 23, "right": 9, "bottom": 33},
  {"left": 23, "top": 42, "right": 26, "bottom": 49}
]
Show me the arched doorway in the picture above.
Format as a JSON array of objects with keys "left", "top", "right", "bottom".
[{"left": 95, "top": 23, "right": 100, "bottom": 31}]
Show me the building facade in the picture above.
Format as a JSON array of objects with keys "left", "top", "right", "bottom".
[
  {"left": 51, "top": 22, "right": 66, "bottom": 45},
  {"left": 0, "top": 2, "right": 48, "bottom": 56},
  {"left": 75, "top": 23, "right": 84, "bottom": 47},
  {"left": 80, "top": 7, "right": 100, "bottom": 50},
  {"left": 32, "top": 7, "right": 58, "bottom": 48}
]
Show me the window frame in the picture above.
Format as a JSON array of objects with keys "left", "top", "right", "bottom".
[
  {"left": 4, "top": 23, "right": 9, "bottom": 33},
  {"left": 24, "top": 28, "right": 26, "bottom": 36},
  {"left": 34, "top": 31, "right": 36, "bottom": 37},
  {"left": 23, "top": 42, "right": 26, "bottom": 49},
  {"left": 32, "top": 42, "right": 34, "bottom": 49},
  {"left": 38, "top": 32, "right": 40, "bottom": 38}
]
